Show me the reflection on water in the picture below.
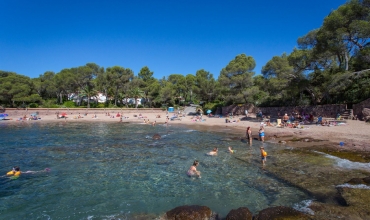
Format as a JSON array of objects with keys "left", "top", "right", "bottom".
[{"left": 0, "top": 122, "right": 310, "bottom": 218}]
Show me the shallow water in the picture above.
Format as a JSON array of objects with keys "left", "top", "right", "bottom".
[{"left": 0, "top": 122, "right": 310, "bottom": 219}]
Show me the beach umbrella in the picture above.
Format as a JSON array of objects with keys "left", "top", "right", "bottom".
[
  {"left": 206, "top": 110, "right": 212, "bottom": 114},
  {"left": 30, "top": 112, "right": 38, "bottom": 117},
  {"left": 61, "top": 112, "right": 67, "bottom": 117}
]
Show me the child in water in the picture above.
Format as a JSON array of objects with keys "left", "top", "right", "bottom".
[
  {"left": 187, "top": 160, "right": 201, "bottom": 178},
  {"left": 260, "top": 147, "right": 267, "bottom": 165},
  {"left": 228, "top": 146, "right": 234, "bottom": 153}
]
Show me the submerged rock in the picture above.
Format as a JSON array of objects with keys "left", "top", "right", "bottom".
[
  {"left": 152, "top": 134, "right": 161, "bottom": 140},
  {"left": 337, "top": 186, "right": 370, "bottom": 217},
  {"left": 225, "top": 207, "right": 252, "bottom": 220},
  {"left": 165, "top": 205, "right": 218, "bottom": 220},
  {"left": 254, "top": 206, "right": 312, "bottom": 220},
  {"left": 347, "top": 176, "right": 370, "bottom": 185}
]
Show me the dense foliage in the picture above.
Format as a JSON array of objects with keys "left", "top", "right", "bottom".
[{"left": 1, "top": 0, "right": 369, "bottom": 108}]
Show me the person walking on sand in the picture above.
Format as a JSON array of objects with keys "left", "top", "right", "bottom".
[
  {"left": 259, "top": 126, "right": 265, "bottom": 142},
  {"left": 246, "top": 127, "right": 252, "bottom": 143},
  {"left": 260, "top": 147, "right": 267, "bottom": 165}
]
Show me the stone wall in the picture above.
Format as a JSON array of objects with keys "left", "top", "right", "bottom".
[
  {"left": 353, "top": 98, "right": 370, "bottom": 120},
  {"left": 4, "top": 108, "right": 165, "bottom": 117},
  {"left": 220, "top": 104, "right": 347, "bottom": 119},
  {"left": 220, "top": 104, "right": 256, "bottom": 116}
]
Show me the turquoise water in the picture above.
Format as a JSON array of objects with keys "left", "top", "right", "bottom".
[{"left": 0, "top": 122, "right": 309, "bottom": 219}]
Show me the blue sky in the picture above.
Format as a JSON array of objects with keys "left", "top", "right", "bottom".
[{"left": 0, "top": 0, "right": 346, "bottom": 80}]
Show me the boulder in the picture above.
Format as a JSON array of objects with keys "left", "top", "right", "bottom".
[
  {"left": 337, "top": 186, "right": 370, "bottom": 211},
  {"left": 152, "top": 134, "right": 161, "bottom": 140},
  {"left": 254, "top": 206, "right": 312, "bottom": 220},
  {"left": 362, "top": 108, "right": 370, "bottom": 118},
  {"left": 225, "top": 207, "right": 253, "bottom": 220},
  {"left": 347, "top": 176, "right": 370, "bottom": 185},
  {"left": 165, "top": 205, "right": 218, "bottom": 220}
]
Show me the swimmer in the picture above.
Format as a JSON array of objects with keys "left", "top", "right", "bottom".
[
  {"left": 4, "top": 167, "right": 51, "bottom": 178},
  {"left": 228, "top": 146, "right": 234, "bottom": 153},
  {"left": 260, "top": 147, "right": 267, "bottom": 165},
  {"left": 187, "top": 160, "right": 201, "bottom": 178},
  {"left": 207, "top": 147, "right": 218, "bottom": 156},
  {"left": 6, "top": 166, "right": 21, "bottom": 176},
  {"left": 152, "top": 121, "right": 156, "bottom": 126}
]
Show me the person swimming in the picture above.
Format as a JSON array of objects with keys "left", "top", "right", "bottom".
[
  {"left": 6, "top": 166, "right": 21, "bottom": 176},
  {"left": 187, "top": 160, "right": 201, "bottom": 178},
  {"left": 4, "top": 167, "right": 51, "bottom": 178},
  {"left": 228, "top": 146, "right": 234, "bottom": 153},
  {"left": 207, "top": 147, "right": 218, "bottom": 156}
]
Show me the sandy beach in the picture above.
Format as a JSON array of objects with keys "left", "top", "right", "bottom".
[{"left": 4, "top": 111, "right": 370, "bottom": 154}]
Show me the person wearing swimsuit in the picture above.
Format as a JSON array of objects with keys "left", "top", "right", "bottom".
[
  {"left": 246, "top": 127, "right": 252, "bottom": 144},
  {"left": 259, "top": 126, "right": 265, "bottom": 142},
  {"left": 187, "top": 160, "right": 201, "bottom": 178}
]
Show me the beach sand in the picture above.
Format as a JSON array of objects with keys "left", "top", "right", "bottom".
[{"left": 5, "top": 111, "right": 370, "bottom": 154}]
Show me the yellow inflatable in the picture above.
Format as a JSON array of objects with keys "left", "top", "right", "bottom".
[{"left": 7, "top": 170, "right": 21, "bottom": 176}]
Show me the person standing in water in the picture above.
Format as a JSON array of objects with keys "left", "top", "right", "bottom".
[
  {"left": 246, "top": 126, "right": 252, "bottom": 144},
  {"left": 259, "top": 126, "right": 265, "bottom": 142},
  {"left": 260, "top": 147, "right": 267, "bottom": 166},
  {"left": 187, "top": 160, "right": 201, "bottom": 178}
]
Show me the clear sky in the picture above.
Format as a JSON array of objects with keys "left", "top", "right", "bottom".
[{"left": 0, "top": 0, "right": 346, "bottom": 80}]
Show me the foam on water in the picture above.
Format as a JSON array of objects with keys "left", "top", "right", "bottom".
[
  {"left": 293, "top": 199, "right": 314, "bottom": 215},
  {"left": 336, "top": 183, "right": 370, "bottom": 189},
  {"left": 314, "top": 151, "right": 370, "bottom": 170}
]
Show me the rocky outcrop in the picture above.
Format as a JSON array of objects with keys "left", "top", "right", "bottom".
[
  {"left": 337, "top": 176, "right": 370, "bottom": 206},
  {"left": 254, "top": 206, "right": 312, "bottom": 220},
  {"left": 165, "top": 205, "right": 218, "bottom": 220},
  {"left": 337, "top": 186, "right": 370, "bottom": 211},
  {"left": 152, "top": 134, "right": 161, "bottom": 140},
  {"left": 362, "top": 108, "right": 370, "bottom": 122},
  {"left": 225, "top": 207, "right": 252, "bottom": 220},
  {"left": 347, "top": 176, "right": 370, "bottom": 185}
]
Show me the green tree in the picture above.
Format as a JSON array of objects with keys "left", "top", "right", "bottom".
[
  {"left": 219, "top": 54, "right": 255, "bottom": 104},
  {"left": 106, "top": 66, "right": 134, "bottom": 106}
]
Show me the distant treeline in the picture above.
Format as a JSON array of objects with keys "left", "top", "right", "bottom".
[{"left": 1, "top": 0, "right": 369, "bottom": 110}]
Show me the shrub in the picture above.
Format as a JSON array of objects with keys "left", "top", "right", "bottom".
[
  {"left": 29, "top": 103, "right": 39, "bottom": 108},
  {"left": 63, "top": 101, "right": 76, "bottom": 108}
]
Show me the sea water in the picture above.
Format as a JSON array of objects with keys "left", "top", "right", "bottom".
[{"left": 0, "top": 122, "right": 310, "bottom": 219}]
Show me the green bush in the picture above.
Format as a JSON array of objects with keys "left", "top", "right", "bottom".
[
  {"left": 203, "top": 102, "right": 223, "bottom": 113},
  {"left": 41, "top": 99, "right": 59, "bottom": 108},
  {"left": 63, "top": 101, "right": 76, "bottom": 108},
  {"left": 29, "top": 103, "right": 39, "bottom": 108},
  {"left": 137, "top": 104, "right": 143, "bottom": 108}
]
